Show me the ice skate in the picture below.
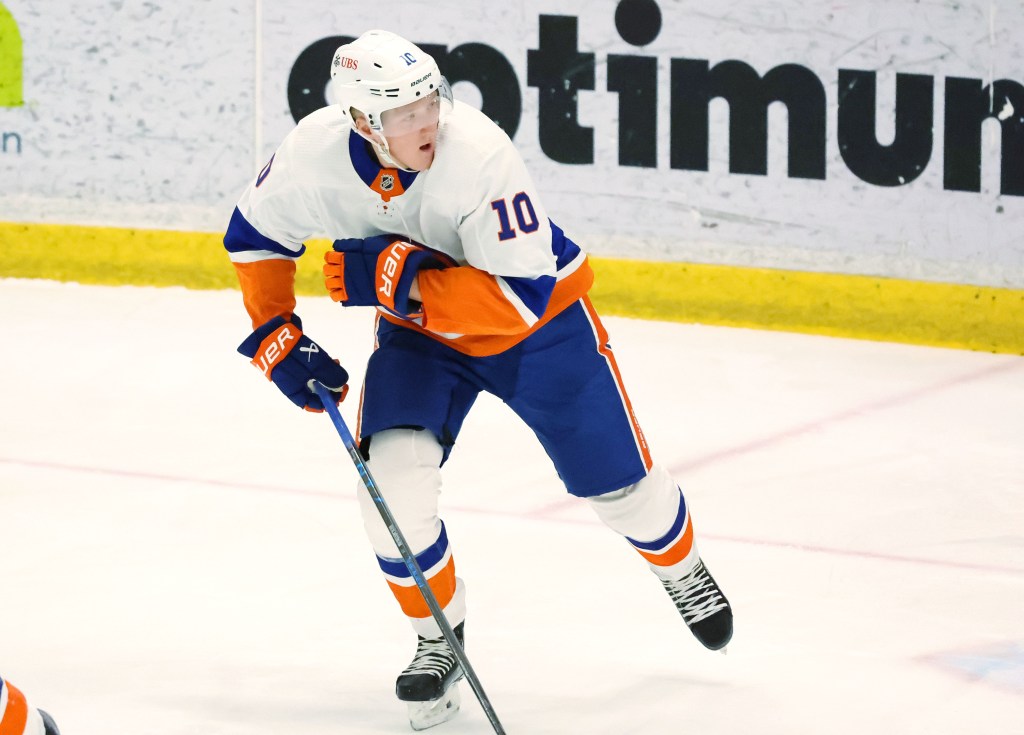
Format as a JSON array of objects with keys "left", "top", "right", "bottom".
[
  {"left": 396, "top": 622, "right": 465, "bottom": 730},
  {"left": 662, "top": 558, "right": 733, "bottom": 650}
]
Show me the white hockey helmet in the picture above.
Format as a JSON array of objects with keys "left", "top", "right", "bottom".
[{"left": 330, "top": 30, "right": 452, "bottom": 167}]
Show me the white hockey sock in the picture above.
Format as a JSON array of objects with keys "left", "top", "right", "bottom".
[
  {"left": 358, "top": 428, "right": 466, "bottom": 636},
  {"left": 586, "top": 464, "right": 700, "bottom": 580}
]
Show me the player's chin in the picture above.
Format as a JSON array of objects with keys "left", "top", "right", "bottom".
[{"left": 411, "top": 144, "right": 435, "bottom": 170}]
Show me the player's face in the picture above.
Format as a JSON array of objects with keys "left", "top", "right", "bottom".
[{"left": 380, "top": 92, "right": 441, "bottom": 170}]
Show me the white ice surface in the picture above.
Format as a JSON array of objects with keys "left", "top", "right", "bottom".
[{"left": 1, "top": 279, "right": 1022, "bottom": 734}]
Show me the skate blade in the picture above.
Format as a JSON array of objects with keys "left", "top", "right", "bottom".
[{"left": 407, "top": 685, "right": 461, "bottom": 731}]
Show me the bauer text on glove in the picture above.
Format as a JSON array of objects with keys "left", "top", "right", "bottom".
[
  {"left": 237, "top": 315, "right": 349, "bottom": 412},
  {"left": 324, "top": 235, "right": 450, "bottom": 316}
]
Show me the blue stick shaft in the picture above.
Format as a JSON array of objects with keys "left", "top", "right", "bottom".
[{"left": 313, "top": 383, "right": 506, "bottom": 734}]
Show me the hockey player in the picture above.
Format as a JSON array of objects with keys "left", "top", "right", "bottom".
[
  {"left": 0, "top": 677, "right": 60, "bottom": 735},
  {"left": 226, "top": 29, "right": 732, "bottom": 730}
]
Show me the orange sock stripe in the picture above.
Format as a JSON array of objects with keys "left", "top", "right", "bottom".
[
  {"left": 635, "top": 515, "right": 695, "bottom": 567},
  {"left": 0, "top": 681, "right": 29, "bottom": 735},
  {"left": 386, "top": 556, "right": 457, "bottom": 619},
  {"left": 582, "top": 296, "right": 654, "bottom": 470}
]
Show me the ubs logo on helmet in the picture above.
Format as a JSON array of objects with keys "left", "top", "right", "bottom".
[{"left": 334, "top": 54, "right": 358, "bottom": 70}]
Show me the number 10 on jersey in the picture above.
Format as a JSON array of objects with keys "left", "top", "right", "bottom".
[{"left": 490, "top": 192, "right": 539, "bottom": 241}]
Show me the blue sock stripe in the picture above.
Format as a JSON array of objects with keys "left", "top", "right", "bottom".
[
  {"left": 625, "top": 491, "right": 687, "bottom": 551},
  {"left": 376, "top": 522, "right": 449, "bottom": 578}
]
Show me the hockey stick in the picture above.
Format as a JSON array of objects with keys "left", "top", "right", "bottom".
[{"left": 313, "top": 383, "right": 507, "bottom": 734}]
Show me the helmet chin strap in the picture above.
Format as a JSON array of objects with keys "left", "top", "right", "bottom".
[
  {"left": 374, "top": 140, "right": 416, "bottom": 172},
  {"left": 359, "top": 130, "right": 416, "bottom": 172}
]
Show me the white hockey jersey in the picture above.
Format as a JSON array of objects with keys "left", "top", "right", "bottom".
[{"left": 225, "top": 101, "right": 594, "bottom": 356}]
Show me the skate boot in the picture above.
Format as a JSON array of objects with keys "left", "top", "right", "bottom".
[
  {"left": 396, "top": 622, "right": 465, "bottom": 731},
  {"left": 662, "top": 558, "right": 733, "bottom": 650}
]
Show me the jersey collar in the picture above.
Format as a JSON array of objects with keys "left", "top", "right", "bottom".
[{"left": 348, "top": 132, "right": 418, "bottom": 201}]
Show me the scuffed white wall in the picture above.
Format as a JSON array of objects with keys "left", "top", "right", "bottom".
[
  {"left": 1, "top": 0, "right": 255, "bottom": 232},
  {"left": 2, "top": 0, "right": 1022, "bottom": 287}
]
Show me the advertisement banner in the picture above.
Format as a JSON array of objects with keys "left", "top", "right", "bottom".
[{"left": 2, "top": 0, "right": 1022, "bottom": 287}]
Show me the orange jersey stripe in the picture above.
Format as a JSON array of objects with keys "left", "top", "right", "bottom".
[
  {"left": 636, "top": 515, "right": 695, "bottom": 567},
  {"left": 0, "top": 681, "right": 29, "bottom": 735},
  {"left": 418, "top": 266, "right": 535, "bottom": 336},
  {"left": 581, "top": 295, "right": 654, "bottom": 471},
  {"left": 233, "top": 258, "right": 297, "bottom": 328},
  {"left": 386, "top": 556, "right": 457, "bottom": 619},
  {"left": 384, "top": 256, "right": 595, "bottom": 357}
]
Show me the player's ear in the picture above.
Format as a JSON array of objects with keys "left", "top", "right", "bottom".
[
  {"left": 351, "top": 108, "right": 375, "bottom": 139},
  {"left": 354, "top": 120, "right": 384, "bottom": 147}
]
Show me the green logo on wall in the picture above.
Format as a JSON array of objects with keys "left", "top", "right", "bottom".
[{"left": 0, "top": 2, "right": 23, "bottom": 107}]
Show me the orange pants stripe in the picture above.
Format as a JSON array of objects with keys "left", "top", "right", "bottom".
[{"left": 582, "top": 296, "right": 654, "bottom": 472}]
